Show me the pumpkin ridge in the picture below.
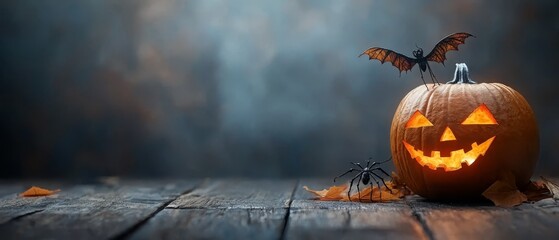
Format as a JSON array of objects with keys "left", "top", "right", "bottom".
[
  {"left": 422, "top": 85, "right": 438, "bottom": 161},
  {"left": 481, "top": 83, "right": 501, "bottom": 123},
  {"left": 445, "top": 85, "right": 451, "bottom": 128},
  {"left": 498, "top": 84, "right": 524, "bottom": 115}
]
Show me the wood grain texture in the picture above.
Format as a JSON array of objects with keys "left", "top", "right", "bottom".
[
  {"left": 286, "top": 179, "right": 428, "bottom": 240},
  {"left": 0, "top": 178, "right": 558, "bottom": 240},
  {"left": 129, "top": 179, "right": 298, "bottom": 240},
  {"left": 167, "top": 179, "right": 297, "bottom": 209},
  {"left": 408, "top": 195, "right": 559, "bottom": 240},
  {"left": 0, "top": 183, "right": 93, "bottom": 224},
  {"left": 129, "top": 208, "right": 287, "bottom": 240},
  {"left": 0, "top": 180, "right": 197, "bottom": 240}
]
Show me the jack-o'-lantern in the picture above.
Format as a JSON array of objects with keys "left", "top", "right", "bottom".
[{"left": 390, "top": 64, "right": 539, "bottom": 199}]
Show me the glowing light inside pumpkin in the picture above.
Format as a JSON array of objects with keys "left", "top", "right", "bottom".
[
  {"left": 440, "top": 127, "right": 457, "bottom": 141},
  {"left": 403, "top": 136, "right": 495, "bottom": 171},
  {"left": 406, "top": 110, "right": 433, "bottom": 128},
  {"left": 462, "top": 104, "right": 498, "bottom": 125}
]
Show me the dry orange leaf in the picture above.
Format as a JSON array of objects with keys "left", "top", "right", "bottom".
[
  {"left": 522, "top": 180, "right": 552, "bottom": 202},
  {"left": 348, "top": 181, "right": 407, "bottom": 202},
  {"left": 540, "top": 176, "right": 559, "bottom": 200},
  {"left": 482, "top": 171, "right": 527, "bottom": 207},
  {"left": 303, "top": 185, "right": 348, "bottom": 201},
  {"left": 20, "top": 186, "right": 60, "bottom": 197},
  {"left": 304, "top": 173, "right": 412, "bottom": 203}
]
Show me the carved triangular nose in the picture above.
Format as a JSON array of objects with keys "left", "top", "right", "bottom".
[{"left": 440, "top": 126, "right": 457, "bottom": 142}]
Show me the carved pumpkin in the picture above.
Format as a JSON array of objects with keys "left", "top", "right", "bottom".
[{"left": 390, "top": 64, "right": 539, "bottom": 199}]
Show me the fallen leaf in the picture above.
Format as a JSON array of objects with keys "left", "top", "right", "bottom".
[
  {"left": 540, "top": 176, "right": 559, "bottom": 200},
  {"left": 482, "top": 171, "right": 527, "bottom": 207},
  {"left": 303, "top": 185, "right": 348, "bottom": 201},
  {"left": 348, "top": 182, "right": 405, "bottom": 202},
  {"left": 304, "top": 177, "right": 412, "bottom": 203},
  {"left": 20, "top": 186, "right": 60, "bottom": 197},
  {"left": 522, "top": 180, "right": 552, "bottom": 202}
]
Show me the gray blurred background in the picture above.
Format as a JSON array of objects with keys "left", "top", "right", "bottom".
[{"left": 1, "top": 0, "right": 558, "bottom": 180}]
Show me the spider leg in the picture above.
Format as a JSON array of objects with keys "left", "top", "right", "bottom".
[
  {"left": 369, "top": 175, "right": 374, "bottom": 202},
  {"left": 378, "top": 179, "right": 382, "bottom": 201},
  {"left": 333, "top": 168, "right": 356, "bottom": 182},
  {"left": 351, "top": 162, "right": 364, "bottom": 170},
  {"left": 419, "top": 69, "right": 428, "bottom": 90},
  {"left": 366, "top": 157, "right": 372, "bottom": 168},
  {"left": 369, "top": 172, "right": 382, "bottom": 201},
  {"left": 356, "top": 173, "right": 363, "bottom": 202},
  {"left": 348, "top": 173, "right": 361, "bottom": 202},
  {"left": 372, "top": 172, "right": 392, "bottom": 194},
  {"left": 371, "top": 167, "right": 391, "bottom": 177}
]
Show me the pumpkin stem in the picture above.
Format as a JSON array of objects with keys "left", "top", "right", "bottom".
[{"left": 447, "top": 63, "right": 476, "bottom": 84}]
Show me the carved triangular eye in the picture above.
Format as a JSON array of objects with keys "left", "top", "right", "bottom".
[
  {"left": 461, "top": 104, "right": 498, "bottom": 125},
  {"left": 406, "top": 110, "right": 434, "bottom": 128}
]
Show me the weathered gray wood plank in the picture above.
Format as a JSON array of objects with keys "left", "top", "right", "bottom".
[
  {"left": 0, "top": 180, "right": 197, "bottom": 240},
  {"left": 1, "top": 178, "right": 558, "bottom": 240},
  {"left": 286, "top": 179, "right": 428, "bottom": 240},
  {"left": 167, "top": 179, "right": 297, "bottom": 209},
  {"left": 128, "top": 179, "right": 297, "bottom": 240},
  {"left": 0, "top": 183, "right": 94, "bottom": 224},
  {"left": 529, "top": 197, "right": 559, "bottom": 214},
  {"left": 0, "top": 180, "right": 65, "bottom": 199},
  {"left": 129, "top": 208, "right": 287, "bottom": 240},
  {"left": 286, "top": 208, "right": 428, "bottom": 240},
  {"left": 408, "top": 194, "right": 559, "bottom": 240}
]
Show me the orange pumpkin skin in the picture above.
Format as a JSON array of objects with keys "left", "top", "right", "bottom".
[{"left": 390, "top": 83, "right": 539, "bottom": 199}]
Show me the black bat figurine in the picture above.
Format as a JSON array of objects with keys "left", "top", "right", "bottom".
[{"left": 359, "top": 32, "right": 474, "bottom": 89}]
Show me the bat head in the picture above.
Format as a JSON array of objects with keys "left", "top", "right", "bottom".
[{"left": 413, "top": 48, "right": 424, "bottom": 58}]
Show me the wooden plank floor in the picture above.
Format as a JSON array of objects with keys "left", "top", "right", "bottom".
[{"left": 0, "top": 178, "right": 558, "bottom": 240}]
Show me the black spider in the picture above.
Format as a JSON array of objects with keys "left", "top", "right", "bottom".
[{"left": 333, "top": 157, "right": 392, "bottom": 202}]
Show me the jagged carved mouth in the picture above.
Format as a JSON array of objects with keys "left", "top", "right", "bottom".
[{"left": 402, "top": 136, "right": 496, "bottom": 171}]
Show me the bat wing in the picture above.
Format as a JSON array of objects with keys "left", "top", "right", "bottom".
[
  {"left": 425, "top": 32, "right": 474, "bottom": 65},
  {"left": 359, "top": 47, "right": 417, "bottom": 73}
]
